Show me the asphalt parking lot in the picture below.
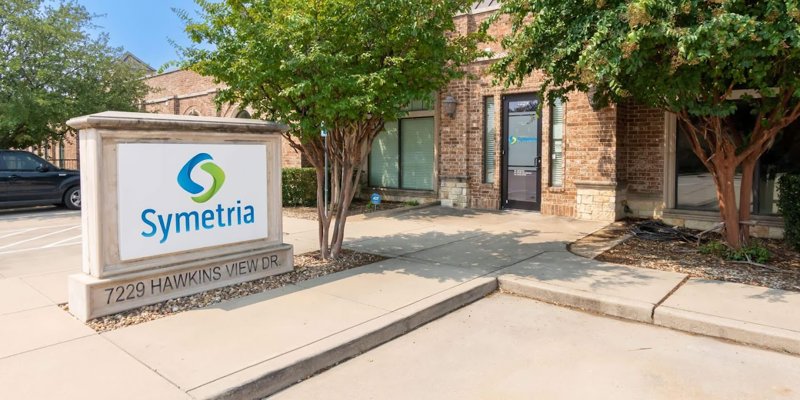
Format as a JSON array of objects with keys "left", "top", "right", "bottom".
[{"left": 0, "top": 207, "right": 83, "bottom": 304}]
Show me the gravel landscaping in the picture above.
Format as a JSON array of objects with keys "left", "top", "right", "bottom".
[
  {"left": 71, "top": 250, "right": 386, "bottom": 332},
  {"left": 594, "top": 220, "right": 800, "bottom": 292}
]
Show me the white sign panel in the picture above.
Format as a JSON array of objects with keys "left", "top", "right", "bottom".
[{"left": 117, "top": 143, "right": 268, "bottom": 260}]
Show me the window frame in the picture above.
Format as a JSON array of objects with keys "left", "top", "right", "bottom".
[
  {"left": 483, "top": 96, "right": 496, "bottom": 184},
  {"left": 670, "top": 111, "right": 796, "bottom": 216},
  {"left": 369, "top": 115, "right": 435, "bottom": 191},
  {"left": 549, "top": 98, "right": 565, "bottom": 187}
]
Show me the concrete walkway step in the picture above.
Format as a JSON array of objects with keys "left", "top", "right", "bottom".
[
  {"left": 654, "top": 279, "right": 800, "bottom": 355},
  {"left": 103, "top": 258, "right": 497, "bottom": 400},
  {"left": 497, "top": 251, "right": 689, "bottom": 323},
  {"left": 497, "top": 252, "right": 800, "bottom": 356}
]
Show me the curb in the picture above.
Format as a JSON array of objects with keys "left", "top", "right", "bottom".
[
  {"left": 654, "top": 306, "right": 800, "bottom": 355},
  {"left": 498, "top": 275, "right": 655, "bottom": 323},
  {"left": 188, "top": 276, "right": 497, "bottom": 400},
  {"left": 500, "top": 273, "right": 800, "bottom": 356}
]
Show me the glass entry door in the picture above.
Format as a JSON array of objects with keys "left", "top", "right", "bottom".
[{"left": 502, "top": 94, "right": 542, "bottom": 210}]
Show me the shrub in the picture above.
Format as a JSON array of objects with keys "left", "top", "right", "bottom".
[
  {"left": 699, "top": 241, "right": 727, "bottom": 257},
  {"left": 728, "top": 242, "right": 771, "bottom": 264},
  {"left": 778, "top": 174, "right": 800, "bottom": 251},
  {"left": 282, "top": 168, "right": 317, "bottom": 207},
  {"left": 700, "top": 240, "right": 771, "bottom": 264}
]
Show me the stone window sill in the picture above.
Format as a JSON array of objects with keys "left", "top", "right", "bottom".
[{"left": 547, "top": 187, "right": 565, "bottom": 193}]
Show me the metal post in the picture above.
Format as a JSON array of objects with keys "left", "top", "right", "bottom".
[{"left": 322, "top": 122, "right": 329, "bottom": 218}]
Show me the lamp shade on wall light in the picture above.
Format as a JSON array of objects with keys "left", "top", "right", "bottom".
[{"left": 442, "top": 96, "right": 457, "bottom": 118}]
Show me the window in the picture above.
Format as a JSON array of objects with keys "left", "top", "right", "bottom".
[
  {"left": 236, "top": 110, "right": 251, "bottom": 119},
  {"left": 484, "top": 97, "right": 496, "bottom": 183},
  {"left": 550, "top": 99, "right": 565, "bottom": 187},
  {"left": 369, "top": 95, "right": 435, "bottom": 190},
  {"left": 369, "top": 122, "right": 400, "bottom": 188},
  {"left": 369, "top": 118, "right": 435, "bottom": 190},
  {"left": 0, "top": 152, "right": 43, "bottom": 171},
  {"left": 675, "top": 107, "right": 800, "bottom": 215}
]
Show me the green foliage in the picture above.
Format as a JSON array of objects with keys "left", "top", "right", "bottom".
[
  {"left": 178, "top": 0, "right": 480, "bottom": 141},
  {"left": 700, "top": 240, "right": 771, "bottom": 263},
  {"left": 699, "top": 240, "right": 728, "bottom": 257},
  {"left": 282, "top": 168, "right": 317, "bottom": 207},
  {"left": 490, "top": 0, "right": 800, "bottom": 249},
  {"left": 404, "top": 200, "right": 420, "bottom": 207},
  {"left": 728, "top": 243, "right": 771, "bottom": 264},
  {"left": 0, "top": 0, "right": 149, "bottom": 149},
  {"left": 179, "top": 0, "right": 481, "bottom": 258},
  {"left": 778, "top": 174, "right": 800, "bottom": 251},
  {"left": 490, "top": 0, "right": 800, "bottom": 116}
]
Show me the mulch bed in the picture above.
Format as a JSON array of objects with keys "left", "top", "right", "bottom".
[
  {"left": 595, "top": 221, "right": 800, "bottom": 292},
  {"left": 67, "top": 250, "right": 386, "bottom": 332},
  {"left": 283, "top": 199, "right": 408, "bottom": 220}
]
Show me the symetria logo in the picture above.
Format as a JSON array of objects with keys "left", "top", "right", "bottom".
[
  {"left": 140, "top": 153, "right": 255, "bottom": 244},
  {"left": 177, "top": 153, "right": 225, "bottom": 203}
]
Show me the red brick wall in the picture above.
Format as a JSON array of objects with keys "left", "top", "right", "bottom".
[
  {"left": 441, "top": 10, "right": 622, "bottom": 217},
  {"left": 142, "top": 70, "right": 302, "bottom": 168},
  {"left": 618, "top": 100, "right": 664, "bottom": 195}
]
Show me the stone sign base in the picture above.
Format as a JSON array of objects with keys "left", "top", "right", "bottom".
[{"left": 69, "top": 244, "right": 293, "bottom": 321}]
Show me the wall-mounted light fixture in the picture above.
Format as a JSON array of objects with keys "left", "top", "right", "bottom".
[{"left": 442, "top": 95, "right": 458, "bottom": 118}]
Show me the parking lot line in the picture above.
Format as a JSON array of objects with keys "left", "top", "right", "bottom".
[
  {"left": 0, "top": 228, "right": 39, "bottom": 240},
  {"left": 42, "top": 235, "right": 83, "bottom": 248},
  {"left": 0, "top": 242, "right": 81, "bottom": 256},
  {"left": 0, "top": 226, "right": 80, "bottom": 251},
  {"left": 0, "top": 223, "right": 82, "bottom": 235}
]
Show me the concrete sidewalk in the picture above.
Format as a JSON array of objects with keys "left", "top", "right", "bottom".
[
  {"left": 1, "top": 206, "right": 799, "bottom": 399},
  {"left": 0, "top": 207, "right": 603, "bottom": 399}
]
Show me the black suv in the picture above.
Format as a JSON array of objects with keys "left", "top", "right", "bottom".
[{"left": 0, "top": 150, "right": 81, "bottom": 210}]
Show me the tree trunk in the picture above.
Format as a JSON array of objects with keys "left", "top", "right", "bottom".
[
  {"left": 738, "top": 157, "right": 757, "bottom": 243},
  {"left": 714, "top": 162, "right": 742, "bottom": 248}
]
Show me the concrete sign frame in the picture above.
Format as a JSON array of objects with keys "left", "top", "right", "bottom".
[{"left": 66, "top": 112, "right": 294, "bottom": 321}]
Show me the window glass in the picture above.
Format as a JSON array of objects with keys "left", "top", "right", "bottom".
[
  {"left": 369, "top": 121, "right": 400, "bottom": 188},
  {"left": 400, "top": 118, "right": 434, "bottom": 190},
  {"left": 673, "top": 105, "right": 800, "bottom": 214},
  {"left": 484, "top": 97, "right": 496, "bottom": 183},
  {"left": 402, "top": 93, "right": 435, "bottom": 112},
  {"left": 676, "top": 128, "right": 742, "bottom": 210},
  {"left": 236, "top": 110, "right": 251, "bottom": 119},
  {"left": 1, "top": 153, "right": 42, "bottom": 171},
  {"left": 550, "top": 99, "right": 565, "bottom": 187},
  {"left": 756, "top": 120, "right": 800, "bottom": 214}
]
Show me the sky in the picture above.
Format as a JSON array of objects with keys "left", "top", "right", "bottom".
[{"left": 75, "top": 0, "right": 205, "bottom": 72}]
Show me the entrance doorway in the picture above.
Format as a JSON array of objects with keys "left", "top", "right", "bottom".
[{"left": 502, "top": 93, "right": 542, "bottom": 210}]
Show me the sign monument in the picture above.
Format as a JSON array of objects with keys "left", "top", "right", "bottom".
[{"left": 66, "top": 112, "right": 294, "bottom": 321}]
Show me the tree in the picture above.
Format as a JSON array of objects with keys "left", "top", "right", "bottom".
[
  {"left": 0, "top": 0, "right": 149, "bottom": 149},
  {"left": 490, "top": 0, "right": 800, "bottom": 248},
  {"left": 179, "top": 0, "right": 480, "bottom": 258}
]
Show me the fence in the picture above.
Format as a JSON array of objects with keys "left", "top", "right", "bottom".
[{"left": 50, "top": 158, "right": 79, "bottom": 170}]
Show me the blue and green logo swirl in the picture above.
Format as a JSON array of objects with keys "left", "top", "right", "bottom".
[{"left": 177, "top": 153, "right": 225, "bottom": 203}]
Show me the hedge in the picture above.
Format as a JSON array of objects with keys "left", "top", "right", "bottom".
[
  {"left": 778, "top": 173, "right": 800, "bottom": 251},
  {"left": 282, "top": 168, "right": 317, "bottom": 207}
]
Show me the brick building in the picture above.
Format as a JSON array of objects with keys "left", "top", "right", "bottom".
[
  {"left": 39, "top": 4, "right": 794, "bottom": 237},
  {"left": 364, "top": 1, "right": 792, "bottom": 238},
  {"left": 141, "top": 70, "right": 303, "bottom": 168}
]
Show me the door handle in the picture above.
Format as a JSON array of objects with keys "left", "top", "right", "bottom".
[
  {"left": 535, "top": 157, "right": 541, "bottom": 167},
  {"left": 9, "top": 174, "right": 20, "bottom": 181}
]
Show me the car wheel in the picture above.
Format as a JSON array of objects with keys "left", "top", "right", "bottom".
[{"left": 63, "top": 186, "right": 81, "bottom": 210}]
